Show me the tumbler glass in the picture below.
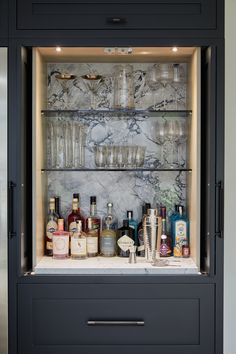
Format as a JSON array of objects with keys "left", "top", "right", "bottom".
[
  {"left": 126, "top": 145, "right": 137, "bottom": 167},
  {"left": 94, "top": 146, "right": 107, "bottom": 168},
  {"left": 135, "top": 146, "right": 146, "bottom": 167},
  {"left": 106, "top": 145, "right": 117, "bottom": 168}
]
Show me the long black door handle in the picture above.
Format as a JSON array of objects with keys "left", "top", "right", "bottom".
[
  {"left": 8, "top": 181, "right": 16, "bottom": 238},
  {"left": 87, "top": 320, "right": 144, "bottom": 326},
  {"left": 216, "top": 181, "right": 224, "bottom": 238}
]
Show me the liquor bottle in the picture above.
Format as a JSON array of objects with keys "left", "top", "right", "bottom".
[
  {"left": 68, "top": 197, "right": 85, "bottom": 238},
  {"left": 102, "top": 202, "right": 118, "bottom": 230},
  {"left": 160, "top": 206, "right": 172, "bottom": 257},
  {"left": 55, "top": 196, "right": 62, "bottom": 219},
  {"left": 127, "top": 210, "right": 138, "bottom": 247},
  {"left": 45, "top": 198, "right": 58, "bottom": 256},
  {"left": 71, "top": 220, "right": 87, "bottom": 259},
  {"left": 52, "top": 219, "right": 69, "bottom": 259},
  {"left": 100, "top": 226, "right": 116, "bottom": 257},
  {"left": 117, "top": 220, "right": 135, "bottom": 257},
  {"left": 86, "top": 196, "right": 100, "bottom": 257},
  {"left": 172, "top": 206, "right": 189, "bottom": 257},
  {"left": 137, "top": 203, "right": 151, "bottom": 256}
]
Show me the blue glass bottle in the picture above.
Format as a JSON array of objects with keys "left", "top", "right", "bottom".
[
  {"left": 127, "top": 210, "right": 138, "bottom": 247},
  {"left": 172, "top": 206, "right": 189, "bottom": 257}
]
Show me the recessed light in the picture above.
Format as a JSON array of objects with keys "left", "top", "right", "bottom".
[
  {"left": 56, "top": 47, "right": 62, "bottom": 53},
  {"left": 172, "top": 47, "right": 178, "bottom": 53}
]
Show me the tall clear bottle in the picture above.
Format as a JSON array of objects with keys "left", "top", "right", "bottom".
[
  {"left": 45, "top": 198, "right": 58, "bottom": 256},
  {"left": 102, "top": 202, "right": 118, "bottom": 230},
  {"left": 86, "top": 196, "right": 101, "bottom": 257}
]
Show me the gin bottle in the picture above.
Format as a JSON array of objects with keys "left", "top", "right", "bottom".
[
  {"left": 45, "top": 198, "right": 58, "bottom": 256},
  {"left": 117, "top": 220, "right": 135, "bottom": 257}
]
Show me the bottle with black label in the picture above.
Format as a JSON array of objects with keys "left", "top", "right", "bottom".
[
  {"left": 45, "top": 198, "right": 58, "bottom": 256},
  {"left": 117, "top": 220, "right": 135, "bottom": 257}
]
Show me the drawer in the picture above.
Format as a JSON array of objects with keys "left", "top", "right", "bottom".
[
  {"left": 16, "top": 0, "right": 217, "bottom": 31},
  {"left": 18, "top": 283, "right": 214, "bottom": 354}
]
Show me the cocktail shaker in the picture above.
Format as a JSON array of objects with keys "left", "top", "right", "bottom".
[{"left": 143, "top": 208, "right": 162, "bottom": 263}]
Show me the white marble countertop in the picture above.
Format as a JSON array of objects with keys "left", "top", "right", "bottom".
[{"left": 34, "top": 256, "right": 199, "bottom": 275}]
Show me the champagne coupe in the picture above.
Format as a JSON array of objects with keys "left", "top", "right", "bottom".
[
  {"left": 173, "top": 64, "right": 185, "bottom": 110},
  {"left": 55, "top": 73, "right": 77, "bottom": 109},
  {"left": 81, "top": 74, "right": 104, "bottom": 110},
  {"left": 146, "top": 64, "right": 161, "bottom": 110}
]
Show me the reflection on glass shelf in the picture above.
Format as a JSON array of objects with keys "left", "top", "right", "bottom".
[
  {"left": 41, "top": 167, "right": 192, "bottom": 172},
  {"left": 41, "top": 109, "right": 192, "bottom": 118}
]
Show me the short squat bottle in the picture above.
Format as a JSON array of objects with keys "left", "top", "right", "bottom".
[
  {"left": 71, "top": 220, "right": 87, "bottom": 259},
  {"left": 117, "top": 220, "right": 135, "bottom": 257},
  {"left": 52, "top": 219, "right": 69, "bottom": 259}
]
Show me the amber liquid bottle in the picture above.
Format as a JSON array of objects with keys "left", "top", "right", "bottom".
[
  {"left": 68, "top": 197, "right": 85, "bottom": 237},
  {"left": 86, "top": 196, "right": 101, "bottom": 257}
]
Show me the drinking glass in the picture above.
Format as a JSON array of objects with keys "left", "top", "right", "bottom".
[
  {"left": 159, "top": 64, "right": 174, "bottom": 110},
  {"left": 116, "top": 146, "right": 128, "bottom": 168},
  {"left": 146, "top": 64, "right": 161, "bottom": 110},
  {"left": 64, "top": 121, "right": 72, "bottom": 168},
  {"left": 113, "top": 65, "right": 134, "bottom": 109},
  {"left": 47, "top": 121, "right": 56, "bottom": 168},
  {"left": 164, "top": 120, "right": 179, "bottom": 167},
  {"left": 94, "top": 146, "right": 107, "bottom": 168},
  {"left": 155, "top": 120, "right": 166, "bottom": 166},
  {"left": 173, "top": 64, "right": 185, "bottom": 110},
  {"left": 70, "top": 122, "right": 87, "bottom": 168},
  {"left": 82, "top": 74, "right": 104, "bottom": 110},
  {"left": 135, "top": 146, "right": 146, "bottom": 167},
  {"left": 176, "top": 119, "right": 187, "bottom": 166},
  {"left": 126, "top": 145, "right": 137, "bottom": 168},
  {"left": 106, "top": 146, "right": 117, "bottom": 168}
]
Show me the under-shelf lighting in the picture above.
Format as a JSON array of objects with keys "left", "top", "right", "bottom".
[
  {"left": 172, "top": 47, "right": 178, "bottom": 53},
  {"left": 55, "top": 46, "right": 62, "bottom": 53}
]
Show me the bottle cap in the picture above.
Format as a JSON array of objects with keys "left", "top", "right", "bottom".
[
  {"left": 161, "top": 234, "right": 167, "bottom": 240},
  {"left": 58, "top": 219, "right": 64, "bottom": 231},
  {"left": 73, "top": 193, "right": 80, "bottom": 200},
  {"left": 127, "top": 210, "right": 133, "bottom": 219},
  {"left": 90, "top": 196, "right": 96, "bottom": 204},
  {"left": 123, "top": 219, "right": 129, "bottom": 228},
  {"left": 145, "top": 203, "right": 151, "bottom": 210},
  {"left": 107, "top": 202, "right": 113, "bottom": 207}
]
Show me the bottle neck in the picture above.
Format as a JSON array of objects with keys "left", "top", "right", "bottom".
[
  {"left": 72, "top": 202, "right": 79, "bottom": 212},
  {"left": 90, "top": 203, "right": 97, "bottom": 216},
  {"left": 107, "top": 206, "right": 113, "bottom": 215},
  {"left": 162, "top": 219, "right": 167, "bottom": 234},
  {"left": 58, "top": 219, "right": 64, "bottom": 231}
]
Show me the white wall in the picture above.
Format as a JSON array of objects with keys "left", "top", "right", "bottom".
[{"left": 224, "top": 1, "right": 236, "bottom": 353}]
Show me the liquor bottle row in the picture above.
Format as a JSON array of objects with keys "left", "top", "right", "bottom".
[{"left": 45, "top": 194, "right": 190, "bottom": 261}]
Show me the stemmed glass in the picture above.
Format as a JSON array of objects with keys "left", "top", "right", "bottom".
[
  {"left": 81, "top": 74, "right": 104, "bottom": 110},
  {"left": 146, "top": 64, "right": 161, "bottom": 110},
  {"left": 159, "top": 64, "right": 174, "bottom": 110},
  {"left": 55, "top": 73, "right": 76, "bottom": 109},
  {"left": 176, "top": 119, "right": 187, "bottom": 166},
  {"left": 155, "top": 120, "right": 166, "bottom": 166},
  {"left": 164, "top": 120, "right": 179, "bottom": 167},
  {"left": 173, "top": 64, "right": 185, "bottom": 110}
]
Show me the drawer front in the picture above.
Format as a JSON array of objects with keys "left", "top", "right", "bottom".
[
  {"left": 18, "top": 283, "right": 214, "bottom": 354},
  {"left": 16, "top": 0, "right": 217, "bottom": 31}
]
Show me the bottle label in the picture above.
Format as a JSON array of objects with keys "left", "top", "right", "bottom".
[
  {"left": 69, "top": 221, "right": 77, "bottom": 237},
  {"left": 117, "top": 235, "right": 134, "bottom": 252},
  {"left": 160, "top": 243, "right": 169, "bottom": 257},
  {"left": 46, "top": 220, "right": 57, "bottom": 239},
  {"left": 52, "top": 235, "right": 69, "bottom": 255},
  {"left": 46, "top": 241, "right": 53, "bottom": 250},
  {"left": 87, "top": 236, "right": 98, "bottom": 253},
  {"left": 100, "top": 235, "right": 116, "bottom": 254},
  {"left": 175, "top": 220, "right": 187, "bottom": 246},
  {"left": 71, "top": 238, "right": 87, "bottom": 256}
]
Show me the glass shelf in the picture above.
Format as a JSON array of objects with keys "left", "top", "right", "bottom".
[
  {"left": 41, "top": 109, "right": 192, "bottom": 118},
  {"left": 41, "top": 168, "right": 192, "bottom": 172}
]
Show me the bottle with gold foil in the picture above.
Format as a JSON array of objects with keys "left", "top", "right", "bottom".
[
  {"left": 45, "top": 198, "right": 58, "bottom": 256},
  {"left": 86, "top": 196, "right": 101, "bottom": 257}
]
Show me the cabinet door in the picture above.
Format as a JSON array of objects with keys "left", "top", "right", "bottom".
[
  {"left": 18, "top": 283, "right": 214, "bottom": 354},
  {"left": 0, "top": 0, "right": 8, "bottom": 38},
  {"left": 15, "top": 0, "right": 219, "bottom": 32}
]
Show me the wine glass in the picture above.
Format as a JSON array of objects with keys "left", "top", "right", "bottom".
[
  {"left": 164, "top": 120, "right": 179, "bottom": 167},
  {"left": 146, "top": 64, "right": 161, "bottom": 110},
  {"left": 158, "top": 64, "right": 174, "bottom": 110},
  {"left": 176, "top": 119, "right": 187, "bottom": 166},
  {"left": 55, "top": 73, "right": 76, "bottom": 109},
  {"left": 173, "top": 64, "right": 185, "bottom": 110},
  {"left": 81, "top": 74, "right": 104, "bottom": 110},
  {"left": 155, "top": 120, "right": 166, "bottom": 166}
]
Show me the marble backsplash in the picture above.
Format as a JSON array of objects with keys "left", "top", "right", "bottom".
[{"left": 45, "top": 62, "right": 189, "bottom": 223}]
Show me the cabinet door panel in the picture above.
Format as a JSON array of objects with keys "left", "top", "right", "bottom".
[
  {"left": 18, "top": 283, "right": 214, "bottom": 354},
  {"left": 0, "top": 0, "right": 8, "bottom": 38},
  {"left": 16, "top": 0, "right": 217, "bottom": 31}
]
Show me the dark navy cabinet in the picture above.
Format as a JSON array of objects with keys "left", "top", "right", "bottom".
[
  {"left": 7, "top": 1, "right": 225, "bottom": 354},
  {"left": 18, "top": 283, "right": 215, "bottom": 354}
]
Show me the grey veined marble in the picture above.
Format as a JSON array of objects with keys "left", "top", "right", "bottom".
[{"left": 45, "top": 62, "right": 189, "bottom": 222}]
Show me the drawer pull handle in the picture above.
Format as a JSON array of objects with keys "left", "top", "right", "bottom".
[
  {"left": 87, "top": 320, "right": 144, "bottom": 326},
  {"left": 106, "top": 17, "right": 127, "bottom": 24}
]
